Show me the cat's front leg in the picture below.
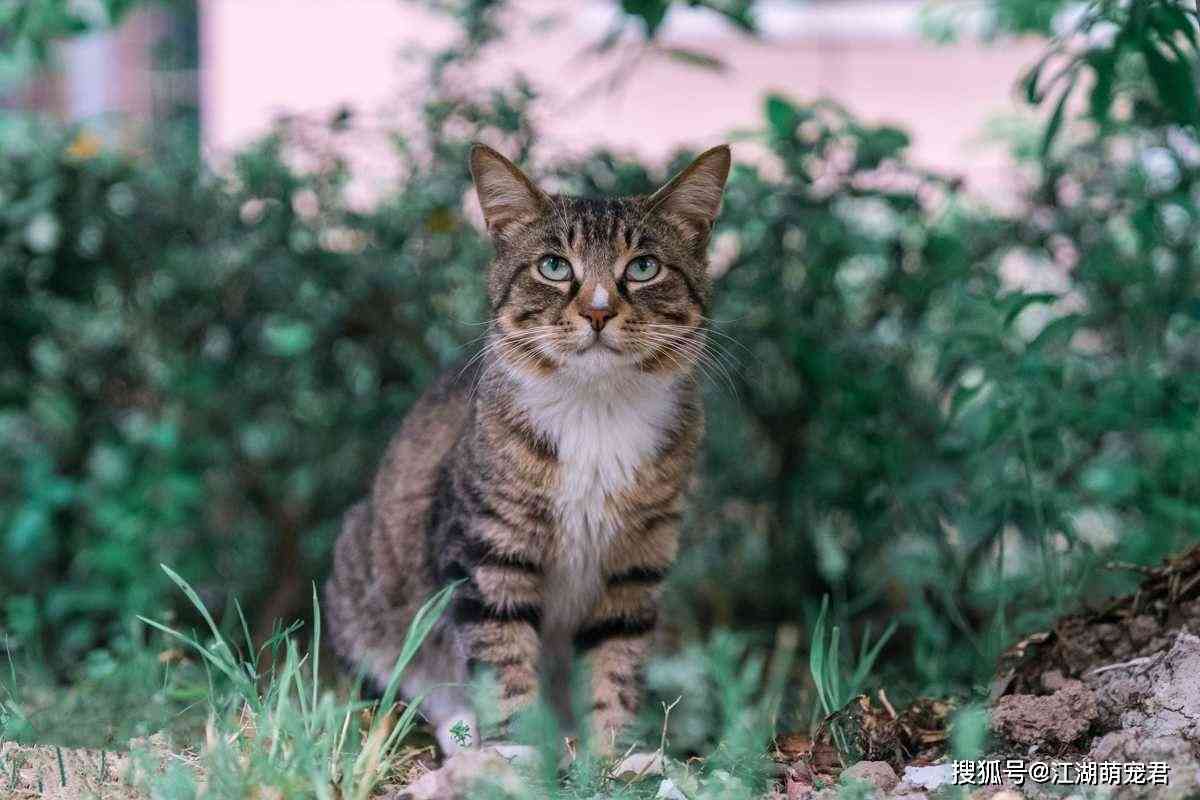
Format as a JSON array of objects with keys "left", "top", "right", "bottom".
[
  {"left": 573, "top": 574, "right": 662, "bottom": 756},
  {"left": 448, "top": 546, "right": 545, "bottom": 745}
]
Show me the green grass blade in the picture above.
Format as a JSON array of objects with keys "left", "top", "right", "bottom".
[
  {"left": 311, "top": 582, "right": 321, "bottom": 721},
  {"left": 160, "top": 565, "right": 227, "bottom": 653},
  {"left": 136, "top": 615, "right": 248, "bottom": 690},
  {"left": 851, "top": 620, "right": 898, "bottom": 692},
  {"left": 379, "top": 581, "right": 458, "bottom": 713}
]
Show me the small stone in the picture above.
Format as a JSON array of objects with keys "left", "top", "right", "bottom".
[
  {"left": 397, "top": 749, "right": 524, "bottom": 800},
  {"left": 655, "top": 777, "right": 689, "bottom": 800},
  {"left": 901, "top": 763, "right": 955, "bottom": 791},
  {"left": 841, "top": 760, "right": 899, "bottom": 793}
]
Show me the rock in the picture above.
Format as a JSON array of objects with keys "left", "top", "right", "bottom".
[
  {"left": 841, "top": 761, "right": 899, "bottom": 793},
  {"left": 656, "top": 777, "right": 689, "bottom": 800},
  {"left": 1118, "top": 633, "right": 1200, "bottom": 740},
  {"left": 991, "top": 679, "right": 1097, "bottom": 746},
  {"left": 1087, "top": 730, "right": 1200, "bottom": 799},
  {"left": 901, "top": 763, "right": 955, "bottom": 791},
  {"left": 395, "top": 748, "right": 526, "bottom": 800}
]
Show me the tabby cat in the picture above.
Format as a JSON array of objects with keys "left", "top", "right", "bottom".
[{"left": 324, "top": 142, "right": 731, "bottom": 756}]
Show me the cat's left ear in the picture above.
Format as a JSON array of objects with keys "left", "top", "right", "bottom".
[{"left": 646, "top": 144, "right": 731, "bottom": 245}]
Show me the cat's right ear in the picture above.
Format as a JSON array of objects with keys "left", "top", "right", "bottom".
[{"left": 469, "top": 144, "right": 550, "bottom": 241}]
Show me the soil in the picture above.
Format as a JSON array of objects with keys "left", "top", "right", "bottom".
[{"left": 779, "top": 545, "right": 1200, "bottom": 800}]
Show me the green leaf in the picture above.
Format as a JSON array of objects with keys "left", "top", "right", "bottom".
[
  {"left": 765, "top": 94, "right": 800, "bottom": 141},
  {"left": 1002, "top": 291, "right": 1058, "bottom": 326},
  {"left": 1040, "top": 79, "right": 1074, "bottom": 158},
  {"left": 856, "top": 126, "right": 910, "bottom": 168},
  {"left": 1148, "top": 5, "right": 1198, "bottom": 49},
  {"left": 621, "top": 0, "right": 670, "bottom": 38},
  {"left": 1085, "top": 49, "right": 1117, "bottom": 124},
  {"left": 1020, "top": 53, "right": 1052, "bottom": 104},
  {"left": 1028, "top": 313, "right": 1082, "bottom": 352},
  {"left": 1141, "top": 38, "right": 1200, "bottom": 126}
]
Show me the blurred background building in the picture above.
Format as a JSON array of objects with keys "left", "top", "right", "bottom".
[{"left": 5, "top": 0, "right": 1042, "bottom": 200}]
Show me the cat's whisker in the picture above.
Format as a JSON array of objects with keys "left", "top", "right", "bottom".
[
  {"left": 697, "top": 311, "right": 753, "bottom": 326},
  {"left": 630, "top": 321, "right": 743, "bottom": 361},
  {"left": 630, "top": 330, "right": 741, "bottom": 400},
  {"left": 642, "top": 331, "right": 745, "bottom": 385},
  {"left": 637, "top": 321, "right": 754, "bottom": 363},
  {"left": 632, "top": 327, "right": 738, "bottom": 376}
]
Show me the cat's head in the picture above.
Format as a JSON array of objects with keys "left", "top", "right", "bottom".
[{"left": 469, "top": 143, "right": 731, "bottom": 382}]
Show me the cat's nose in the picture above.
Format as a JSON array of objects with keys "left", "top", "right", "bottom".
[
  {"left": 579, "top": 283, "right": 617, "bottom": 331},
  {"left": 580, "top": 305, "right": 616, "bottom": 332}
]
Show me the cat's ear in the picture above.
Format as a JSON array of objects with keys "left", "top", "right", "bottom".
[
  {"left": 469, "top": 143, "right": 550, "bottom": 240},
  {"left": 646, "top": 144, "right": 731, "bottom": 245}
]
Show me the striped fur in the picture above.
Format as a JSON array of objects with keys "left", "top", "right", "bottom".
[{"left": 324, "top": 143, "right": 730, "bottom": 756}]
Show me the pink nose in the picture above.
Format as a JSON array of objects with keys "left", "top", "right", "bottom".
[{"left": 580, "top": 306, "right": 616, "bottom": 331}]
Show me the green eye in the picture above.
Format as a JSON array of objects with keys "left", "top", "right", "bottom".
[
  {"left": 537, "top": 256, "right": 573, "bottom": 281},
  {"left": 624, "top": 255, "right": 660, "bottom": 282}
]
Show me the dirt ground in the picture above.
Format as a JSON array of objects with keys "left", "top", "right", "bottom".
[{"left": 777, "top": 545, "right": 1200, "bottom": 800}]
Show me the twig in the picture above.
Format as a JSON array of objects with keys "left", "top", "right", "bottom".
[
  {"left": 877, "top": 688, "right": 898, "bottom": 720},
  {"left": 1087, "top": 655, "right": 1155, "bottom": 676}
]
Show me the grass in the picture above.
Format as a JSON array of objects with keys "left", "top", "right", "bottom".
[
  {"left": 2, "top": 565, "right": 457, "bottom": 799},
  {"left": 0, "top": 569, "right": 907, "bottom": 799},
  {"left": 808, "top": 595, "right": 898, "bottom": 763}
]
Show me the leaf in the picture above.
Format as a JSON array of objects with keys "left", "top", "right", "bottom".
[
  {"left": 1085, "top": 48, "right": 1117, "bottom": 124},
  {"left": 1040, "top": 79, "right": 1074, "bottom": 158},
  {"left": 765, "top": 94, "right": 800, "bottom": 141},
  {"left": 856, "top": 126, "right": 911, "bottom": 168},
  {"left": 1028, "top": 313, "right": 1082, "bottom": 352},
  {"left": 1148, "top": 4, "right": 1198, "bottom": 49},
  {"left": 949, "top": 382, "right": 984, "bottom": 419},
  {"left": 1001, "top": 291, "right": 1059, "bottom": 326},
  {"left": 1141, "top": 39, "right": 1200, "bottom": 127},
  {"left": 621, "top": 0, "right": 670, "bottom": 38},
  {"left": 1020, "top": 52, "right": 1053, "bottom": 105}
]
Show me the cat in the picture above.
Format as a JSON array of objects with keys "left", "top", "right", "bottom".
[{"left": 324, "top": 142, "right": 731, "bottom": 757}]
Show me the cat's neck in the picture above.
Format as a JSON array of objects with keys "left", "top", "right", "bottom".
[{"left": 497, "top": 358, "right": 685, "bottom": 414}]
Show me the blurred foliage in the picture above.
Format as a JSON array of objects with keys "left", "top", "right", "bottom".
[
  {"left": 0, "top": 96, "right": 511, "bottom": 670},
  {"left": 2, "top": 0, "right": 1200, "bottom": 709}
]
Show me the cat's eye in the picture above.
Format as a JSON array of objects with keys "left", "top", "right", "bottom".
[
  {"left": 624, "top": 256, "right": 660, "bottom": 283},
  {"left": 537, "top": 255, "right": 573, "bottom": 282}
]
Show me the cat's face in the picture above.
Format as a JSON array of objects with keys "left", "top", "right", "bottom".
[{"left": 470, "top": 144, "right": 731, "bottom": 381}]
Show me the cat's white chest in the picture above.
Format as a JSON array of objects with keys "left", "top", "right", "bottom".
[{"left": 515, "top": 372, "right": 678, "bottom": 630}]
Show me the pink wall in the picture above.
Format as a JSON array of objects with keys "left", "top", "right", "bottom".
[{"left": 199, "top": 0, "right": 1044, "bottom": 199}]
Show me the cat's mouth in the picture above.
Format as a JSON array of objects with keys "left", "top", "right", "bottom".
[{"left": 575, "top": 337, "right": 622, "bottom": 356}]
